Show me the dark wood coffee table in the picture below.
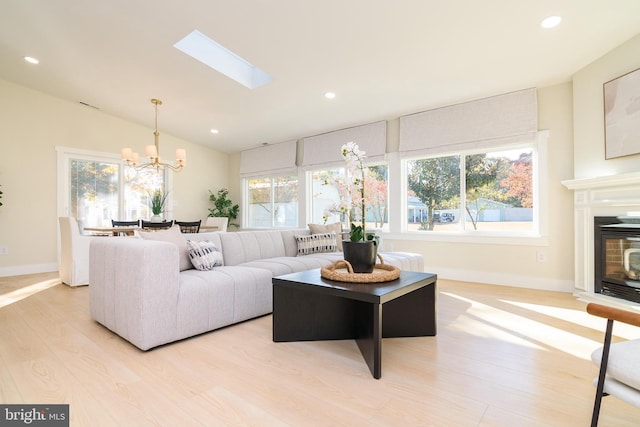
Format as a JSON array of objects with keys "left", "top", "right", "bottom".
[{"left": 272, "top": 269, "right": 437, "bottom": 379}]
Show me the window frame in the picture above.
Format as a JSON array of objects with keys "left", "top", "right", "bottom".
[
  {"left": 56, "top": 146, "right": 171, "bottom": 226},
  {"left": 387, "top": 131, "right": 548, "bottom": 246},
  {"left": 242, "top": 173, "right": 300, "bottom": 229},
  {"left": 303, "top": 159, "right": 390, "bottom": 231}
]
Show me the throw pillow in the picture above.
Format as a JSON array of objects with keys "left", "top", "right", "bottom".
[
  {"left": 295, "top": 232, "right": 338, "bottom": 256},
  {"left": 308, "top": 222, "right": 344, "bottom": 251},
  {"left": 186, "top": 240, "right": 224, "bottom": 270},
  {"left": 138, "top": 225, "right": 192, "bottom": 271}
]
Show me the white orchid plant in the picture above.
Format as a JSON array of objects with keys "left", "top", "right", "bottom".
[{"left": 323, "top": 142, "right": 376, "bottom": 243}]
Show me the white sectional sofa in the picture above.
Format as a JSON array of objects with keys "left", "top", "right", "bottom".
[{"left": 89, "top": 228, "right": 424, "bottom": 351}]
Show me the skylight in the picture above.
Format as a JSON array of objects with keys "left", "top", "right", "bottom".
[{"left": 174, "top": 30, "right": 273, "bottom": 90}]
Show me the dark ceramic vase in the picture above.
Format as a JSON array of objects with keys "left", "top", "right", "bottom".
[{"left": 342, "top": 240, "right": 378, "bottom": 273}]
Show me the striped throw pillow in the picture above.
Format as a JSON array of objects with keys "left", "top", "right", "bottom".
[
  {"left": 187, "top": 240, "right": 224, "bottom": 270},
  {"left": 295, "top": 232, "right": 338, "bottom": 256}
]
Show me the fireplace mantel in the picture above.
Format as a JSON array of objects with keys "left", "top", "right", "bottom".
[
  {"left": 562, "top": 171, "right": 640, "bottom": 310},
  {"left": 562, "top": 171, "right": 640, "bottom": 191}
]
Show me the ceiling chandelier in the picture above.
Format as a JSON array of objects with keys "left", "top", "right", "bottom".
[{"left": 121, "top": 99, "right": 186, "bottom": 172}]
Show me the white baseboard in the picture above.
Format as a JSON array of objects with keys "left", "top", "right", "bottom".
[
  {"left": 432, "top": 267, "right": 575, "bottom": 293},
  {"left": 0, "top": 263, "right": 58, "bottom": 278}
]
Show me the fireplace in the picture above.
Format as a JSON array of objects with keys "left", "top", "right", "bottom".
[
  {"left": 563, "top": 170, "right": 640, "bottom": 307},
  {"left": 595, "top": 216, "right": 640, "bottom": 303}
]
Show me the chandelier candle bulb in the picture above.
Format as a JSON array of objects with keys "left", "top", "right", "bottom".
[
  {"left": 121, "top": 147, "right": 132, "bottom": 160},
  {"left": 176, "top": 149, "right": 186, "bottom": 164},
  {"left": 145, "top": 144, "right": 158, "bottom": 158}
]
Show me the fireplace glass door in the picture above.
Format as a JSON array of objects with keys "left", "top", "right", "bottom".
[
  {"left": 604, "top": 236, "right": 640, "bottom": 282},
  {"left": 598, "top": 223, "right": 640, "bottom": 303}
]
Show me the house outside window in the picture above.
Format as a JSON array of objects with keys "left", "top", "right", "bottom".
[
  {"left": 246, "top": 175, "right": 298, "bottom": 228},
  {"left": 405, "top": 146, "right": 535, "bottom": 233},
  {"left": 310, "top": 163, "right": 389, "bottom": 233}
]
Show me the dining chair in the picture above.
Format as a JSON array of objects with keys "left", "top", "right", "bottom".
[
  {"left": 586, "top": 303, "right": 640, "bottom": 426},
  {"left": 58, "top": 216, "right": 99, "bottom": 286},
  {"left": 141, "top": 220, "right": 173, "bottom": 230},
  {"left": 205, "top": 216, "right": 228, "bottom": 232},
  {"left": 111, "top": 219, "right": 140, "bottom": 227},
  {"left": 111, "top": 219, "right": 140, "bottom": 236},
  {"left": 174, "top": 220, "right": 201, "bottom": 233}
]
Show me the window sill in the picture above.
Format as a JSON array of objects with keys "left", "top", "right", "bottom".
[{"left": 381, "top": 230, "right": 548, "bottom": 246}]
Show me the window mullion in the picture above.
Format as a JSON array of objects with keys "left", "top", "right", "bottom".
[
  {"left": 459, "top": 155, "right": 466, "bottom": 230},
  {"left": 118, "top": 163, "right": 125, "bottom": 220},
  {"left": 270, "top": 177, "right": 276, "bottom": 228}
]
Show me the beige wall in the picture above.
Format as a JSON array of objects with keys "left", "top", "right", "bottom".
[
  {"left": 227, "top": 152, "right": 242, "bottom": 221},
  {"left": 573, "top": 33, "right": 640, "bottom": 179},
  {"left": 0, "top": 79, "right": 229, "bottom": 276}
]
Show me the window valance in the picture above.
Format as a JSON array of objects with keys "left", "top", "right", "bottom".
[
  {"left": 399, "top": 88, "right": 538, "bottom": 158},
  {"left": 301, "top": 121, "right": 387, "bottom": 167},
  {"left": 240, "top": 140, "right": 298, "bottom": 178}
]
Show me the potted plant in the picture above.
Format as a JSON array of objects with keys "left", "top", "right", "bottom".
[
  {"left": 149, "top": 189, "right": 168, "bottom": 222},
  {"left": 208, "top": 188, "right": 240, "bottom": 228},
  {"left": 338, "top": 142, "right": 379, "bottom": 273}
]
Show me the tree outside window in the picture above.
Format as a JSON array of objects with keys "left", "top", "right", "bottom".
[
  {"left": 69, "top": 158, "right": 164, "bottom": 228},
  {"left": 407, "top": 156, "right": 460, "bottom": 230},
  {"left": 312, "top": 164, "right": 388, "bottom": 231},
  {"left": 247, "top": 175, "right": 298, "bottom": 227},
  {"left": 406, "top": 147, "right": 534, "bottom": 232}
]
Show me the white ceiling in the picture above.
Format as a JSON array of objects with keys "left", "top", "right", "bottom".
[{"left": 1, "top": 1, "right": 639, "bottom": 154}]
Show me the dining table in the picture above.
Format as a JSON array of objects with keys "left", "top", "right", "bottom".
[
  {"left": 83, "top": 226, "right": 139, "bottom": 236},
  {"left": 83, "top": 225, "right": 219, "bottom": 236}
]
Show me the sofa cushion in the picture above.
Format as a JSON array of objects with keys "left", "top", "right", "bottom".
[
  {"left": 238, "top": 253, "right": 343, "bottom": 276},
  {"left": 139, "top": 225, "right": 191, "bottom": 271},
  {"left": 295, "top": 232, "right": 338, "bottom": 256},
  {"left": 187, "top": 240, "right": 224, "bottom": 270},
  {"left": 280, "top": 229, "right": 310, "bottom": 257},
  {"left": 309, "top": 222, "right": 344, "bottom": 251},
  {"left": 218, "top": 231, "right": 287, "bottom": 266}
]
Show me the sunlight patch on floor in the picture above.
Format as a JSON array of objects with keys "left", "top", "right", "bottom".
[
  {"left": 501, "top": 300, "right": 640, "bottom": 341},
  {"left": 0, "top": 279, "right": 60, "bottom": 308},
  {"left": 442, "top": 292, "right": 597, "bottom": 359}
]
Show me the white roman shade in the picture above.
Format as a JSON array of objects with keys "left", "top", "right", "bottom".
[
  {"left": 302, "top": 121, "right": 387, "bottom": 167},
  {"left": 399, "top": 88, "right": 538, "bottom": 158},
  {"left": 240, "top": 140, "right": 298, "bottom": 178}
]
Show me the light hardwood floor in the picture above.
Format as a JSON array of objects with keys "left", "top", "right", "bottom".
[{"left": 1, "top": 273, "right": 639, "bottom": 426}]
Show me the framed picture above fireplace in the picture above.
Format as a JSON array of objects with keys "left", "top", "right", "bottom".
[{"left": 604, "top": 67, "right": 640, "bottom": 159}]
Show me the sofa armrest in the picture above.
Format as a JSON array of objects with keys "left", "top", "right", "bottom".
[{"left": 89, "top": 238, "right": 181, "bottom": 350}]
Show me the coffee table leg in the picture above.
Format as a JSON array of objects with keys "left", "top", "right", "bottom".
[{"left": 356, "top": 302, "right": 383, "bottom": 379}]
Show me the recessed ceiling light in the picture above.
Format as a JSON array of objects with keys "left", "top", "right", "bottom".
[
  {"left": 24, "top": 56, "right": 39, "bottom": 64},
  {"left": 541, "top": 16, "right": 562, "bottom": 29},
  {"left": 174, "top": 30, "right": 273, "bottom": 90},
  {"left": 210, "top": 129, "right": 219, "bottom": 134},
  {"left": 325, "top": 92, "right": 336, "bottom": 99}
]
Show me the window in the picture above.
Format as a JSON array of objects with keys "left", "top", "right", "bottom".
[
  {"left": 310, "top": 163, "right": 389, "bottom": 232},
  {"left": 405, "top": 145, "right": 535, "bottom": 233},
  {"left": 407, "top": 155, "right": 460, "bottom": 231},
  {"left": 246, "top": 175, "right": 298, "bottom": 228},
  {"left": 58, "top": 147, "right": 166, "bottom": 229}
]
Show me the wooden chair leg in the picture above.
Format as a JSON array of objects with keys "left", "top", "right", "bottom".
[{"left": 591, "top": 318, "right": 614, "bottom": 427}]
